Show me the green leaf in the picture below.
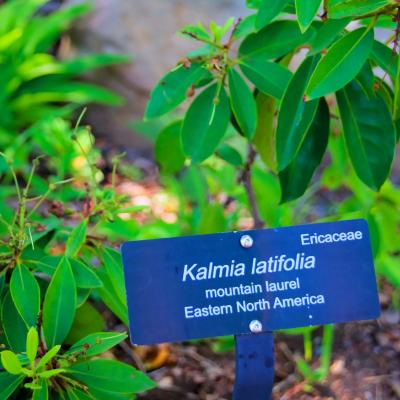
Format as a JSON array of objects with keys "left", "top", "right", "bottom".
[
  {"left": 181, "top": 83, "right": 230, "bottom": 163},
  {"left": 43, "top": 257, "right": 77, "bottom": 347},
  {"left": 228, "top": 69, "right": 257, "bottom": 139},
  {"left": 279, "top": 98, "right": 330, "bottom": 202},
  {"left": 101, "top": 248, "right": 126, "bottom": 306},
  {"left": 255, "top": 0, "right": 290, "bottom": 30},
  {"left": 216, "top": 144, "right": 244, "bottom": 166},
  {"left": 36, "top": 345, "right": 61, "bottom": 371},
  {"left": 37, "top": 257, "right": 102, "bottom": 289},
  {"left": 145, "top": 63, "right": 211, "bottom": 119},
  {"left": 306, "top": 28, "right": 374, "bottom": 100},
  {"left": 0, "top": 372, "right": 24, "bottom": 400},
  {"left": 66, "top": 220, "right": 87, "bottom": 258},
  {"left": 377, "top": 256, "right": 400, "bottom": 287},
  {"left": 233, "top": 14, "right": 257, "bottom": 40},
  {"left": 277, "top": 56, "right": 320, "bottom": 170},
  {"left": 198, "top": 203, "right": 227, "bottom": 234},
  {"left": 328, "top": 0, "right": 392, "bottom": 19},
  {"left": 253, "top": 93, "right": 277, "bottom": 171},
  {"left": 239, "top": 57, "right": 292, "bottom": 100},
  {"left": 336, "top": 80, "right": 396, "bottom": 190},
  {"left": 308, "top": 17, "right": 350, "bottom": 55},
  {"left": 1, "top": 291, "right": 28, "bottom": 352},
  {"left": 66, "top": 331, "right": 128, "bottom": 357},
  {"left": 66, "top": 359, "right": 156, "bottom": 394},
  {"left": 155, "top": 120, "right": 185, "bottom": 173},
  {"left": 38, "top": 369, "right": 66, "bottom": 379},
  {"left": 239, "top": 20, "right": 315, "bottom": 60},
  {"left": 1, "top": 351, "right": 22, "bottom": 375},
  {"left": 296, "top": 0, "right": 322, "bottom": 32},
  {"left": 95, "top": 269, "right": 128, "bottom": 325},
  {"left": 370, "top": 40, "right": 397, "bottom": 79},
  {"left": 393, "top": 54, "right": 400, "bottom": 119},
  {"left": 64, "top": 302, "right": 105, "bottom": 345},
  {"left": 26, "top": 328, "right": 39, "bottom": 364},
  {"left": 32, "top": 380, "right": 48, "bottom": 400},
  {"left": 179, "top": 22, "right": 211, "bottom": 41},
  {"left": 10, "top": 265, "right": 40, "bottom": 327},
  {"left": 355, "top": 61, "right": 375, "bottom": 99},
  {"left": 12, "top": 82, "right": 124, "bottom": 109}
]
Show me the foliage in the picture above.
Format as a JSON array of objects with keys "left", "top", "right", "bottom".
[
  {"left": 145, "top": 0, "right": 400, "bottom": 384},
  {"left": 0, "top": 0, "right": 130, "bottom": 147},
  {"left": 0, "top": 126, "right": 156, "bottom": 398}
]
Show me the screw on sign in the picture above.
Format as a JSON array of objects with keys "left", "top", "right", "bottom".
[{"left": 121, "top": 220, "right": 380, "bottom": 399}]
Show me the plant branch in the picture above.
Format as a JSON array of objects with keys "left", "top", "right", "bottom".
[{"left": 238, "top": 145, "right": 264, "bottom": 229}]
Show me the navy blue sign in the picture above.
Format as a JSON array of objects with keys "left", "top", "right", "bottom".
[{"left": 121, "top": 219, "right": 380, "bottom": 345}]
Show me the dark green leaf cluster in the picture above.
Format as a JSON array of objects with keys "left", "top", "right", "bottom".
[{"left": 147, "top": 0, "right": 399, "bottom": 203}]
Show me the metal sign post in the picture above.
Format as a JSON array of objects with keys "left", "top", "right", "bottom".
[
  {"left": 234, "top": 331, "right": 274, "bottom": 400},
  {"left": 121, "top": 219, "right": 380, "bottom": 400}
]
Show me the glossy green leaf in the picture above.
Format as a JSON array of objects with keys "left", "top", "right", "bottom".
[
  {"left": 66, "top": 331, "right": 127, "bottom": 357},
  {"left": 43, "top": 257, "right": 77, "bottom": 347},
  {"left": 370, "top": 40, "right": 397, "bottom": 79},
  {"left": 253, "top": 93, "right": 277, "bottom": 171},
  {"left": 38, "top": 369, "right": 66, "bottom": 379},
  {"left": 64, "top": 302, "right": 105, "bottom": 345},
  {"left": 228, "top": 69, "right": 257, "bottom": 138},
  {"left": 179, "top": 23, "right": 210, "bottom": 41},
  {"left": 32, "top": 380, "right": 48, "bottom": 400},
  {"left": 66, "top": 219, "right": 87, "bottom": 257},
  {"left": 10, "top": 265, "right": 40, "bottom": 327},
  {"left": 155, "top": 120, "right": 185, "bottom": 173},
  {"left": 296, "top": 0, "right": 322, "bottom": 32},
  {"left": 0, "top": 372, "right": 24, "bottom": 400},
  {"left": 77, "top": 387, "right": 132, "bottom": 400},
  {"left": 239, "top": 57, "right": 292, "bottom": 99},
  {"left": 0, "top": 351, "right": 22, "bottom": 375},
  {"left": 239, "top": 20, "right": 315, "bottom": 60},
  {"left": 101, "top": 247, "right": 126, "bottom": 306},
  {"left": 1, "top": 291, "right": 28, "bottom": 352},
  {"left": 95, "top": 267, "right": 128, "bottom": 325},
  {"left": 328, "top": 0, "right": 392, "bottom": 19},
  {"left": 233, "top": 14, "right": 257, "bottom": 40},
  {"left": 145, "top": 63, "right": 211, "bottom": 119},
  {"left": 277, "top": 56, "right": 320, "bottom": 170},
  {"left": 337, "top": 80, "right": 396, "bottom": 190},
  {"left": 36, "top": 345, "right": 61, "bottom": 371},
  {"left": 26, "top": 327, "right": 39, "bottom": 364},
  {"left": 38, "top": 257, "right": 102, "bottom": 289},
  {"left": 306, "top": 28, "right": 374, "bottom": 99},
  {"left": 216, "top": 144, "right": 244, "bottom": 166},
  {"left": 308, "top": 18, "right": 350, "bottom": 55},
  {"left": 280, "top": 98, "right": 330, "bottom": 202},
  {"left": 355, "top": 61, "right": 375, "bottom": 98},
  {"left": 393, "top": 53, "right": 400, "bottom": 119},
  {"left": 255, "top": 0, "right": 290, "bottom": 30},
  {"left": 181, "top": 84, "right": 230, "bottom": 163},
  {"left": 67, "top": 359, "right": 156, "bottom": 393}
]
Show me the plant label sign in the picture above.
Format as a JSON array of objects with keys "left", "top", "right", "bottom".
[{"left": 121, "top": 219, "right": 380, "bottom": 345}]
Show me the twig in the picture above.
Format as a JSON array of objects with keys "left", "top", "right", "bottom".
[
  {"left": 225, "top": 17, "right": 242, "bottom": 49},
  {"left": 393, "top": 6, "right": 400, "bottom": 54},
  {"left": 238, "top": 145, "right": 264, "bottom": 229}
]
